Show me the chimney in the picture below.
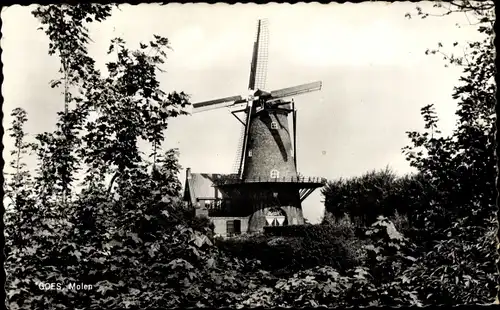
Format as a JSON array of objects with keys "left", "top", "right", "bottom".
[{"left": 186, "top": 168, "right": 192, "bottom": 180}]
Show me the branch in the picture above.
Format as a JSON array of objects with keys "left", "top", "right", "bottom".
[
  {"left": 412, "top": 1, "right": 493, "bottom": 24},
  {"left": 107, "top": 171, "right": 120, "bottom": 198},
  {"left": 449, "top": 0, "right": 494, "bottom": 12}
]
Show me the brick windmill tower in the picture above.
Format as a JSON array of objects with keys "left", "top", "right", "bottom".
[{"left": 184, "top": 19, "right": 326, "bottom": 236}]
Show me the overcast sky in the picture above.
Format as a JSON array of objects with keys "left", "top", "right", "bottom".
[{"left": 2, "top": 3, "right": 485, "bottom": 222}]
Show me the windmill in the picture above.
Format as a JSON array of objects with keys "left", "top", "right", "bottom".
[{"left": 188, "top": 19, "right": 325, "bottom": 232}]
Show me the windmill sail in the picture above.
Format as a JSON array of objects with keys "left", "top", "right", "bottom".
[
  {"left": 270, "top": 81, "right": 322, "bottom": 100},
  {"left": 191, "top": 18, "right": 323, "bottom": 183},
  {"left": 233, "top": 18, "right": 269, "bottom": 178},
  {"left": 238, "top": 101, "right": 253, "bottom": 178},
  {"left": 192, "top": 95, "right": 243, "bottom": 113},
  {"left": 232, "top": 124, "right": 246, "bottom": 174},
  {"left": 248, "top": 19, "right": 269, "bottom": 91}
]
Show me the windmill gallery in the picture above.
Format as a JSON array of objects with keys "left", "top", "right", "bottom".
[{"left": 183, "top": 19, "right": 326, "bottom": 236}]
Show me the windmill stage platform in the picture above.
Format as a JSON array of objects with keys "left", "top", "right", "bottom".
[
  {"left": 213, "top": 174, "right": 327, "bottom": 201},
  {"left": 183, "top": 169, "right": 326, "bottom": 236},
  {"left": 213, "top": 175, "right": 326, "bottom": 186}
]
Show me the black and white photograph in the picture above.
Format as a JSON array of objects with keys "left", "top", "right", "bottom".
[{"left": 2, "top": 1, "right": 497, "bottom": 308}]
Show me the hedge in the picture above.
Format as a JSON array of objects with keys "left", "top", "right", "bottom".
[
  {"left": 218, "top": 223, "right": 367, "bottom": 275},
  {"left": 263, "top": 223, "right": 355, "bottom": 240}
]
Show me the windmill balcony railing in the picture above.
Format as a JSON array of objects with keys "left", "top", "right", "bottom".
[{"left": 213, "top": 175, "right": 327, "bottom": 186}]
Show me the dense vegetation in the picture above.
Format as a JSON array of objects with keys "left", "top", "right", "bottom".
[
  {"left": 4, "top": 2, "right": 497, "bottom": 308},
  {"left": 216, "top": 221, "right": 368, "bottom": 276},
  {"left": 322, "top": 0, "right": 497, "bottom": 304}
]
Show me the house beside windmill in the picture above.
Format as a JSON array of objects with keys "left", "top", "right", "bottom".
[
  {"left": 183, "top": 19, "right": 326, "bottom": 237},
  {"left": 183, "top": 170, "right": 250, "bottom": 235}
]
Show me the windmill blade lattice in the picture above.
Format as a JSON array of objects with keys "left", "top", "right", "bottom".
[
  {"left": 192, "top": 95, "right": 243, "bottom": 113},
  {"left": 270, "top": 81, "right": 322, "bottom": 100},
  {"left": 232, "top": 124, "right": 247, "bottom": 174},
  {"left": 248, "top": 19, "right": 269, "bottom": 91}
]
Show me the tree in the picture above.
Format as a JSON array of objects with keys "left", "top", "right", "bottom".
[
  {"left": 31, "top": 4, "right": 114, "bottom": 205},
  {"left": 4, "top": 108, "right": 37, "bottom": 260},
  {"left": 400, "top": 0, "right": 497, "bottom": 304},
  {"left": 79, "top": 36, "right": 189, "bottom": 199},
  {"left": 5, "top": 4, "right": 198, "bottom": 309},
  {"left": 403, "top": 0, "right": 495, "bottom": 233},
  {"left": 5, "top": 108, "right": 36, "bottom": 207},
  {"left": 322, "top": 167, "right": 431, "bottom": 228},
  {"left": 5, "top": 6, "right": 117, "bottom": 310}
]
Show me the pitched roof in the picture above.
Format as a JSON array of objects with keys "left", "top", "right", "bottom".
[{"left": 184, "top": 169, "right": 236, "bottom": 205}]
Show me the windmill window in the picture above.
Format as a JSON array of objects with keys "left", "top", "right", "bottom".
[
  {"left": 226, "top": 219, "right": 241, "bottom": 235},
  {"left": 270, "top": 169, "right": 280, "bottom": 179},
  {"left": 271, "top": 121, "right": 278, "bottom": 129},
  {"left": 248, "top": 150, "right": 253, "bottom": 157}
]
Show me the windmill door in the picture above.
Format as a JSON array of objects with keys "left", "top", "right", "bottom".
[{"left": 265, "top": 208, "right": 287, "bottom": 226}]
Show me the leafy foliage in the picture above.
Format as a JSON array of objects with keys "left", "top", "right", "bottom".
[
  {"left": 236, "top": 219, "right": 422, "bottom": 308},
  {"left": 218, "top": 222, "right": 366, "bottom": 276},
  {"left": 4, "top": 5, "right": 193, "bottom": 309},
  {"left": 401, "top": 217, "right": 497, "bottom": 305},
  {"left": 31, "top": 4, "right": 114, "bottom": 204},
  {"left": 32, "top": 4, "right": 112, "bottom": 88},
  {"left": 5, "top": 108, "right": 36, "bottom": 207},
  {"left": 321, "top": 1, "right": 497, "bottom": 305},
  {"left": 322, "top": 167, "right": 432, "bottom": 228}
]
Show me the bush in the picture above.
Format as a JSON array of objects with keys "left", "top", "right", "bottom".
[
  {"left": 238, "top": 265, "right": 421, "bottom": 308},
  {"left": 322, "top": 167, "right": 430, "bottom": 228},
  {"left": 218, "top": 222, "right": 366, "bottom": 275},
  {"left": 264, "top": 221, "right": 354, "bottom": 239},
  {"left": 168, "top": 202, "right": 215, "bottom": 238},
  {"left": 400, "top": 216, "right": 497, "bottom": 305}
]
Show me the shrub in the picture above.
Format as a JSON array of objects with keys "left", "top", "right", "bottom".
[
  {"left": 218, "top": 222, "right": 366, "bottom": 275},
  {"left": 362, "top": 216, "right": 417, "bottom": 283},
  {"left": 238, "top": 265, "right": 421, "bottom": 308},
  {"left": 322, "top": 168, "right": 431, "bottom": 228},
  {"left": 388, "top": 210, "right": 410, "bottom": 234},
  {"left": 400, "top": 216, "right": 497, "bottom": 305},
  {"left": 264, "top": 222, "right": 353, "bottom": 239}
]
